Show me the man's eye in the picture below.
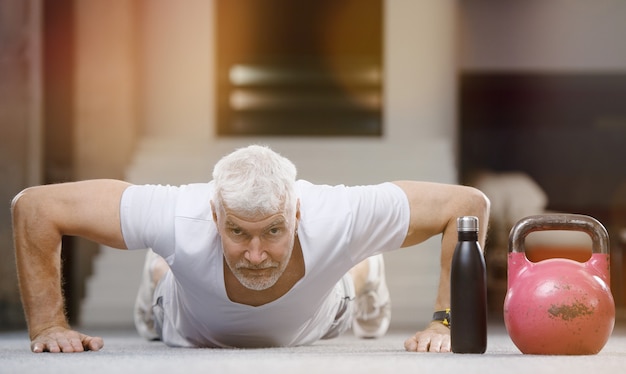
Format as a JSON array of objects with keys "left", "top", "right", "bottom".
[
  {"left": 268, "top": 227, "right": 282, "bottom": 235},
  {"left": 231, "top": 228, "right": 243, "bottom": 235}
]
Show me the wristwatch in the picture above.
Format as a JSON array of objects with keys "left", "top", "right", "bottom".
[{"left": 432, "top": 308, "right": 451, "bottom": 327}]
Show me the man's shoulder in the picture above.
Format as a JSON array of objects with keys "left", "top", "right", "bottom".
[
  {"left": 296, "top": 180, "right": 399, "bottom": 197},
  {"left": 179, "top": 181, "right": 214, "bottom": 195},
  {"left": 127, "top": 182, "right": 214, "bottom": 219},
  {"left": 296, "top": 180, "right": 350, "bottom": 220},
  {"left": 174, "top": 182, "right": 214, "bottom": 218},
  {"left": 126, "top": 182, "right": 213, "bottom": 200},
  {"left": 295, "top": 179, "right": 345, "bottom": 193}
]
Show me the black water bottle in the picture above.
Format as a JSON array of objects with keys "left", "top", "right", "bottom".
[{"left": 450, "top": 216, "right": 487, "bottom": 353}]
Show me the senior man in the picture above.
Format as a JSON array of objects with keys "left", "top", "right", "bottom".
[{"left": 11, "top": 145, "right": 489, "bottom": 353}]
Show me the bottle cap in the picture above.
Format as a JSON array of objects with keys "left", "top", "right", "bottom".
[{"left": 457, "top": 216, "right": 479, "bottom": 232}]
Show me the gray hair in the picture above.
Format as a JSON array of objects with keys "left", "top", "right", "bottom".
[{"left": 212, "top": 145, "right": 298, "bottom": 222}]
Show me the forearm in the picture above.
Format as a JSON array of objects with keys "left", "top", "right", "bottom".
[
  {"left": 12, "top": 190, "right": 70, "bottom": 338},
  {"left": 433, "top": 190, "right": 489, "bottom": 312},
  {"left": 433, "top": 221, "right": 456, "bottom": 311}
]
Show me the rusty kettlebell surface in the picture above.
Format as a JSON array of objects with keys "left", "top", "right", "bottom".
[{"left": 503, "top": 214, "right": 615, "bottom": 355}]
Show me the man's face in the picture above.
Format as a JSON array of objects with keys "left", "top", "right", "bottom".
[{"left": 214, "top": 205, "right": 298, "bottom": 291}]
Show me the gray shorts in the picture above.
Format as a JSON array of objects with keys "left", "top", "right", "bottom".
[{"left": 320, "top": 273, "right": 355, "bottom": 340}]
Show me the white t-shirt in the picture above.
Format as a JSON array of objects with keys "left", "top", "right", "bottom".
[{"left": 120, "top": 180, "right": 409, "bottom": 347}]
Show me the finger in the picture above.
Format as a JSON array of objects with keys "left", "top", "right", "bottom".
[
  {"left": 428, "top": 334, "right": 452, "bottom": 353},
  {"left": 31, "top": 336, "right": 59, "bottom": 353},
  {"left": 404, "top": 337, "right": 418, "bottom": 352},
  {"left": 45, "top": 339, "right": 61, "bottom": 353},
  {"left": 31, "top": 342, "right": 44, "bottom": 353},
  {"left": 56, "top": 335, "right": 78, "bottom": 353},
  {"left": 416, "top": 336, "right": 432, "bottom": 352},
  {"left": 430, "top": 333, "right": 451, "bottom": 353},
  {"left": 83, "top": 335, "right": 104, "bottom": 351},
  {"left": 68, "top": 336, "right": 86, "bottom": 352},
  {"left": 428, "top": 337, "right": 440, "bottom": 352},
  {"left": 439, "top": 335, "right": 451, "bottom": 353}
]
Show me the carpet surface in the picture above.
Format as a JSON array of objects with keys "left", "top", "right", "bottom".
[{"left": 1, "top": 324, "right": 625, "bottom": 374}]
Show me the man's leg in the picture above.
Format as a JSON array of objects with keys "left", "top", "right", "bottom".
[
  {"left": 134, "top": 249, "right": 169, "bottom": 340},
  {"left": 349, "top": 254, "right": 391, "bottom": 339}
]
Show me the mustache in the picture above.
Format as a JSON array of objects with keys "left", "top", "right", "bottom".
[{"left": 235, "top": 260, "right": 279, "bottom": 270}]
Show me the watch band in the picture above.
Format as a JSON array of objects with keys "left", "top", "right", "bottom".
[{"left": 432, "top": 308, "right": 451, "bottom": 327}]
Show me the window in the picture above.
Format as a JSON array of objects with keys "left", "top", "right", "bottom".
[{"left": 215, "top": 0, "right": 383, "bottom": 136}]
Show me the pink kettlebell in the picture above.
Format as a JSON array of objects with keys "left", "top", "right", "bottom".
[{"left": 503, "top": 214, "right": 615, "bottom": 355}]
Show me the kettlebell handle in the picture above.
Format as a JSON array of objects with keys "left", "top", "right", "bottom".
[{"left": 509, "top": 214, "right": 609, "bottom": 255}]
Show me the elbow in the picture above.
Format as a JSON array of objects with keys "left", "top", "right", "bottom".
[
  {"left": 11, "top": 186, "right": 44, "bottom": 226},
  {"left": 462, "top": 186, "right": 491, "bottom": 221},
  {"left": 11, "top": 188, "right": 31, "bottom": 220}
]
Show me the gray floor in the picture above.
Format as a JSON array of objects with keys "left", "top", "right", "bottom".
[{"left": 1, "top": 323, "right": 625, "bottom": 374}]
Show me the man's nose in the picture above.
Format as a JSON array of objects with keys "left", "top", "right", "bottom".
[{"left": 245, "top": 237, "right": 268, "bottom": 264}]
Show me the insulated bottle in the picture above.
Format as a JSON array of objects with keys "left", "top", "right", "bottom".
[{"left": 450, "top": 216, "right": 487, "bottom": 353}]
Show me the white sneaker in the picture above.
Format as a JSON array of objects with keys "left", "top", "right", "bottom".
[
  {"left": 352, "top": 254, "right": 391, "bottom": 339},
  {"left": 134, "top": 249, "right": 162, "bottom": 340}
]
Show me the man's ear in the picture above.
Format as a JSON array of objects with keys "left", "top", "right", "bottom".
[
  {"left": 210, "top": 200, "right": 218, "bottom": 223},
  {"left": 295, "top": 199, "right": 301, "bottom": 232},
  {"left": 295, "top": 199, "right": 301, "bottom": 221}
]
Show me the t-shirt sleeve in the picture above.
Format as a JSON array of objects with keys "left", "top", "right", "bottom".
[
  {"left": 345, "top": 182, "right": 410, "bottom": 261},
  {"left": 119, "top": 184, "right": 178, "bottom": 259}
]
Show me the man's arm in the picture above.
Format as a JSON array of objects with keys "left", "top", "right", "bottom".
[
  {"left": 11, "top": 179, "right": 131, "bottom": 353},
  {"left": 392, "top": 181, "right": 490, "bottom": 353}
]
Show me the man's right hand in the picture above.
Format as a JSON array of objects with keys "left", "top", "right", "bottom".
[{"left": 30, "top": 326, "right": 104, "bottom": 353}]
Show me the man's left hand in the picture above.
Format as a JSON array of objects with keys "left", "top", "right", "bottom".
[{"left": 404, "top": 321, "right": 450, "bottom": 353}]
